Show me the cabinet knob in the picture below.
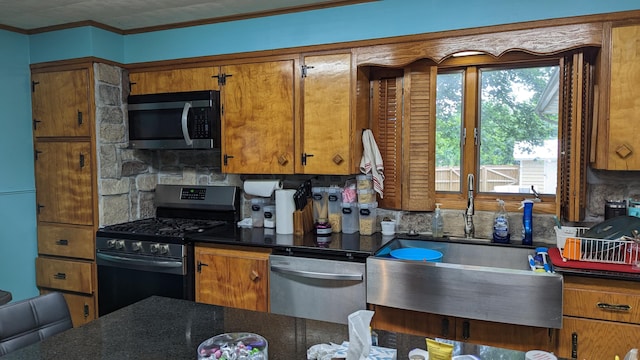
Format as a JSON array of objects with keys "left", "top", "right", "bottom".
[
  {"left": 615, "top": 144, "right": 633, "bottom": 159},
  {"left": 278, "top": 155, "right": 289, "bottom": 166},
  {"left": 332, "top": 154, "right": 344, "bottom": 165},
  {"left": 250, "top": 270, "right": 260, "bottom": 281}
]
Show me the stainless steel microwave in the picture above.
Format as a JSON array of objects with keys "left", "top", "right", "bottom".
[{"left": 127, "top": 90, "right": 221, "bottom": 150}]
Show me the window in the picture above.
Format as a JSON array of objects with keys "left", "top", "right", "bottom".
[
  {"left": 432, "top": 53, "right": 572, "bottom": 213},
  {"left": 436, "top": 62, "right": 560, "bottom": 197}
]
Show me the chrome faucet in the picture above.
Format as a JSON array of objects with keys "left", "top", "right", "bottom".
[{"left": 464, "top": 174, "right": 475, "bottom": 238}]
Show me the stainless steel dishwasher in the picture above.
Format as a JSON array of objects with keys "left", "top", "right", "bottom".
[{"left": 269, "top": 253, "right": 366, "bottom": 324}]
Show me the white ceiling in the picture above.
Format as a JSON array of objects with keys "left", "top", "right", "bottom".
[{"left": 0, "top": 0, "right": 353, "bottom": 32}]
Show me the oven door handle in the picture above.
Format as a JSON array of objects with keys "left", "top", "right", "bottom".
[
  {"left": 270, "top": 265, "right": 363, "bottom": 281},
  {"left": 97, "top": 252, "right": 183, "bottom": 270}
]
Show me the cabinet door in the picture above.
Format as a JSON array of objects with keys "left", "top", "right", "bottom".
[
  {"left": 605, "top": 24, "right": 640, "bottom": 170},
  {"left": 557, "top": 317, "right": 640, "bottom": 359},
  {"left": 34, "top": 141, "right": 93, "bottom": 225},
  {"left": 41, "top": 289, "right": 95, "bottom": 328},
  {"left": 370, "top": 305, "right": 454, "bottom": 340},
  {"left": 129, "top": 67, "right": 219, "bottom": 95},
  {"left": 195, "top": 246, "right": 269, "bottom": 312},
  {"left": 221, "top": 60, "right": 295, "bottom": 174},
  {"left": 32, "top": 69, "right": 91, "bottom": 138},
  {"left": 301, "top": 53, "right": 354, "bottom": 174}
]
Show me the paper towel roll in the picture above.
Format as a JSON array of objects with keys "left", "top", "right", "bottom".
[
  {"left": 243, "top": 180, "right": 283, "bottom": 197},
  {"left": 275, "top": 189, "right": 296, "bottom": 234}
]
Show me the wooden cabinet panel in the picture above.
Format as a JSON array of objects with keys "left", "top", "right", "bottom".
[
  {"left": 557, "top": 316, "right": 640, "bottom": 359},
  {"left": 563, "top": 277, "right": 640, "bottom": 323},
  {"left": 606, "top": 24, "right": 640, "bottom": 170},
  {"left": 36, "top": 257, "right": 93, "bottom": 294},
  {"left": 370, "top": 305, "right": 552, "bottom": 352},
  {"left": 31, "top": 69, "right": 91, "bottom": 138},
  {"left": 34, "top": 141, "right": 93, "bottom": 225},
  {"left": 41, "top": 289, "right": 95, "bottom": 328},
  {"left": 301, "top": 53, "right": 355, "bottom": 174},
  {"left": 38, "top": 223, "right": 95, "bottom": 260},
  {"left": 221, "top": 60, "right": 295, "bottom": 174},
  {"left": 129, "top": 67, "right": 219, "bottom": 95},
  {"left": 195, "top": 245, "right": 270, "bottom": 312}
]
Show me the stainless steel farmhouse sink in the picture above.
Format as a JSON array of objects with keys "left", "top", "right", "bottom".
[{"left": 366, "top": 237, "right": 563, "bottom": 328}]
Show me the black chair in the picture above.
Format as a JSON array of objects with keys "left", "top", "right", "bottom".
[{"left": 0, "top": 292, "right": 72, "bottom": 356}]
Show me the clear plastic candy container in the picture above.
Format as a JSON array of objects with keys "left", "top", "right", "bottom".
[{"left": 198, "top": 332, "right": 268, "bottom": 359}]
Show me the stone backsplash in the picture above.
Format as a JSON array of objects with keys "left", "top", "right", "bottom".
[{"left": 93, "top": 62, "right": 640, "bottom": 242}]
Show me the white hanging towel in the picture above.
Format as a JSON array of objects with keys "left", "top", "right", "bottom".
[{"left": 359, "top": 129, "right": 384, "bottom": 198}]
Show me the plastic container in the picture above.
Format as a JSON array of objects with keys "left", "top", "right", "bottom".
[
  {"left": 357, "top": 189, "right": 376, "bottom": 203},
  {"left": 629, "top": 198, "right": 640, "bottom": 218},
  {"left": 358, "top": 202, "right": 378, "bottom": 235},
  {"left": 250, "top": 198, "right": 267, "bottom": 227},
  {"left": 327, "top": 187, "right": 342, "bottom": 232},
  {"left": 356, "top": 174, "right": 373, "bottom": 190},
  {"left": 341, "top": 202, "right": 359, "bottom": 234},
  {"left": 263, "top": 205, "right": 275, "bottom": 229},
  {"left": 432, "top": 203, "right": 444, "bottom": 238},
  {"left": 197, "top": 332, "right": 268, "bottom": 359},
  {"left": 312, "top": 187, "right": 327, "bottom": 222},
  {"left": 492, "top": 199, "right": 510, "bottom": 243}
]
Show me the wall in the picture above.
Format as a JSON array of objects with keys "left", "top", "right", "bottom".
[{"left": 0, "top": 30, "right": 38, "bottom": 301}]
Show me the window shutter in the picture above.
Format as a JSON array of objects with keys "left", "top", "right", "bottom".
[
  {"left": 558, "top": 50, "right": 595, "bottom": 221},
  {"left": 402, "top": 62, "right": 437, "bottom": 211},
  {"left": 372, "top": 77, "right": 402, "bottom": 209}
]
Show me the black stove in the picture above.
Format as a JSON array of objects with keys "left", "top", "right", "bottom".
[{"left": 95, "top": 184, "right": 240, "bottom": 316}]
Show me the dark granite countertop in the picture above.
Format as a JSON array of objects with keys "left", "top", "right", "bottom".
[{"left": 3, "top": 296, "right": 536, "bottom": 360}]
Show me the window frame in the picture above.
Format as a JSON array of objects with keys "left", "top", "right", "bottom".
[{"left": 434, "top": 53, "right": 562, "bottom": 214}]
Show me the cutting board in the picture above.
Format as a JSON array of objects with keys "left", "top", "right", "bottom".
[{"left": 549, "top": 247, "right": 640, "bottom": 273}]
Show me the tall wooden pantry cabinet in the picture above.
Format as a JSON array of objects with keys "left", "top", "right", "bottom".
[{"left": 31, "top": 61, "right": 99, "bottom": 327}]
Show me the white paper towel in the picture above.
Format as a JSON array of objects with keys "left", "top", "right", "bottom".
[
  {"left": 243, "top": 180, "right": 283, "bottom": 197},
  {"left": 275, "top": 189, "right": 295, "bottom": 234}
]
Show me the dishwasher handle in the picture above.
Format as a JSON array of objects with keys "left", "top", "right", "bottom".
[{"left": 270, "top": 264, "right": 363, "bottom": 281}]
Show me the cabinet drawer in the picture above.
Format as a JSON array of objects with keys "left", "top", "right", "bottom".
[
  {"left": 36, "top": 257, "right": 93, "bottom": 294},
  {"left": 38, "top": 224, "right": 95, "bottom": 259},
  {"left": 563, "top": 276, "right": 640, "bottom": 324}
]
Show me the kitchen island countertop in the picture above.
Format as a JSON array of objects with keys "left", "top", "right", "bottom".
[{"left": 2, "top": 295, "right": 541, "bottom": 360}]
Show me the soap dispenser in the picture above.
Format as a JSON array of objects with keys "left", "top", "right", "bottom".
[
  {"left": 492, "top": 199, "right": 510, "bottom": 243},
  {"left": 432, "top": 203, "right": 444, "bottom": 238}
]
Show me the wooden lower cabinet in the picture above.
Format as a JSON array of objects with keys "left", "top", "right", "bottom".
[
  {"left": 35, "top": 257, "right": 93, "bottom": 294},
  {"left": 40, "top": 289, "right": 95, "bottom": 327},
  {"left": 557, "top": 275, "right": 640, "bottom": 359},
  {"left": 195, "top": 244, "right": 270, "bottom": 312},
  {"left": 369, "top": 305, "right": 554, "bottom": 352}
]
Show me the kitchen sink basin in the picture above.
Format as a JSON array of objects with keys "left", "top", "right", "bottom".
[{"left": 366, "top": 237, "right": 563, "bottom": 328}]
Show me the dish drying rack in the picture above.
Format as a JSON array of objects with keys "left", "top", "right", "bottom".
[{"left": 555, "top": 226, "right": 640, "bottom": 265}]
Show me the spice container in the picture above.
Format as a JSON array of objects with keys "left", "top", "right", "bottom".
[
  {"left": 327, "top": 187, "right": 342, "bottom": 232},
  {"left": 358, "top": 202, "right": 378, "bottom": 235},
  {"left": 341, "top": 202, "right": 359, "bottom": 234},
  {"left": 357, "top": 189, "right": 376, "bottom": 203}
]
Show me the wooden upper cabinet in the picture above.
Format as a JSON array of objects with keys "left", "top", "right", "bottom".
[
  {"left": 300, "top": 52, "right": 360, "bottom": 174},
  {"left": 32, "top": 69, "right": 91, "bottom": 138},
  {"left": 594, "top": 23, "right": 640, "bottom": 170},
  {"left": 221, "top": 60, "right": 295, "bottom": 174},
  {"left": 129, "top": 67, "right": 219, "bottom": 95},
  {"left": 34, "top": 141, "right": 94, "bottom": 225}
]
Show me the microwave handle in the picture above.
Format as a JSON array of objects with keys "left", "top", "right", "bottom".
[{"left": 181, "top": 101, "right": 193, "bottom": 146}]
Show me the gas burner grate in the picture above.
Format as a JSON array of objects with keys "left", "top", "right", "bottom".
[{"left": 103, "top": 218, "right": 226, "bottom": 237}]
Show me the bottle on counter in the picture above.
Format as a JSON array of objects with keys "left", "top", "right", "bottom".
[
  {"left": 432, "top": 203, "right": 444, "bottom": 238},
  {"left": 520, "top": 199, "right": 534, "bottom": 245},
  {"left": 492, "top": 199, "right": 510, "bottom": 243}
]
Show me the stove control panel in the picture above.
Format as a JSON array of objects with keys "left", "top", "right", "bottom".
[
  {"left": 96, "top": 237, "right": 184, "bottom": 259},
  {"left": 180, "top": 187, "right": 207, "bottom": 200}
]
